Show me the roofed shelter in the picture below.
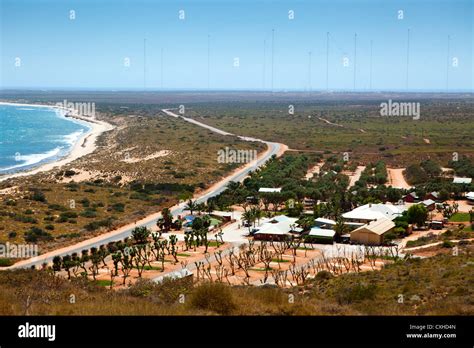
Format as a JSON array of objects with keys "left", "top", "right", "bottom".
[{"left": 350, "top": 217, "right": 395, "bottom": 246}]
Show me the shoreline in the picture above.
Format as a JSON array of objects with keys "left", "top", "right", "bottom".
[{"left": 0, "top": 101, "right": 115, "bottom": 182}]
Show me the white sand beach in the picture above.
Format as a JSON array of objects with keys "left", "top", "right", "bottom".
[{"left": 0, "top": 102, "right": 114, "bottom": 182}]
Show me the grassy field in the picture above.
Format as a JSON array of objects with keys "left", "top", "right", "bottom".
[
  {"left": 0, "top": 244, "right": 472, "bottom": 315},
  {"left": 449, "top": 213, "right": 471, "bottom": 222},
  {"left": 183, "top": 97, "right": 474, "bottom": 166}
]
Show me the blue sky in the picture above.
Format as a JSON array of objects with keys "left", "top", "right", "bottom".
[{"left": 1, "top": 0, "right": 472, "bottom": 91}]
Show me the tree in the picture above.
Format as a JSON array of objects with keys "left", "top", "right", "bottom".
[
  {"left": 131, "top": 226, "right": 151, "bottom": 245},
  {"left": 334, "top": 217, "right": 348, "bottom": 240},
  {"left": 407, "top": 204, "right": 428, "bottom": 228},
  {"left": 157, "top": 208, "right": 173, "bottom": 232},
  {"left": 52, "top": 256, "right": 62, "bottom": 275},
  {"left": 195, "top": 202, "right": 206, "bottom": 215},
  {"left": 242, "top": 210, "right": 255, "bottom": 234},
  {"left": 184, "top": 199, "right": 197, "bottom": 215}
]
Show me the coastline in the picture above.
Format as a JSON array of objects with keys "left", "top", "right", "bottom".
[{"left": 0, "top": 101, "right": 115, "bottom": 182}]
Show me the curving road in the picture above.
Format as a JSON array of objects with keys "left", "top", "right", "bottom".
[{"left": 7, "top": 109, "right": 285, "bottom": 269}]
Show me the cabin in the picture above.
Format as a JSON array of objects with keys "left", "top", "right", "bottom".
[
  {"left": 424, "top": 191, "right": 441, "bottom": 202},
  {"left": 421, "top": 199, "right": 436, "bottom": 211},
  {"left": 453, "top": 177, "right": 472, "bottom": 185},
  {"left": 306, "top": 227, "right": 335, "bottom": 244},
  {"left": 258, "top": 187, "right": 282, "bottom": 193},
  {"left": 253, "top": 215, "right": 300, "bottom": 241},
  {"left": 314, "top": 217, "right": 336, "bottom": 229},
  {"left": 350, "top": 217, "right": 395, "bottom": 246},
  {"left": 466, "top": 192, "right": 474, "bottom": 205},
  {"left": 404, "top": 191, "right": 419, "bottom": 203}
]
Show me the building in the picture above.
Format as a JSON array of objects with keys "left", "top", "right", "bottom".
[
  {"left": 306, "top": 227, "right": 335, "bottom": 244},
  {"left": 424, "top": 191, "right": 440, "bottom": 202},
  {"left": 466, "top": 192, "right": 474, "bottom": 205},
  {"left": 404, "top": 192, "right": 419, "bottom": 203},
  {"left": 342, "top": 203, "right": 405, "bottom": 224},
  {"left": 258, "top": 187, "right": 282, "bottom": 193},
  {"left": 253, "top": 215, "right": 300, "bottom": 241},
  {"left": 350, "top": 217, "right": 395, "bottom": 245},
  {"left": 421, "top": 199, "right": 436, "bottom": 211},
  {"left": 314, "top": 217, "right": 336, "bottom": 229},
  {"left": 453, "top": 177, "right": 472, "bottom": 184}
]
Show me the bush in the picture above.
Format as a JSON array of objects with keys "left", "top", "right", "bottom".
[
  {"left": 189, "top": 282, "right": 236, "bottom": 315},
  {"left": 0, "top": 258, "right": 14, "bottom": 267},
  {"left": 64, "top": 170, "right": 76, "bottom": 177},
  {"left": 442, "top": 240, "right": 455, "bottom": 248},
  {"left": 30, "top": 190, "right": 46, "bottom": 202},
  {"left": 24, "top": 227, "right": 53, "bottom": 243},
  {"left": 8, "top": 232, "right": 17, "bottom": 239},
  {"left": 315, "top": 270, "right": 333, "bottom": 281},
  {"left": 80, "top": 209, "right": 97, "bottom": 218},
  {"left": 336, "top": 282, "right": 377, "bottom": 305},
  {"left": 110, "top": 203, "right": 125, "bottom": 212}
]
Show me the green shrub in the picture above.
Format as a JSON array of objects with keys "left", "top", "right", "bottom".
[
  {"left": 442, "top": 240, "right": 455, "bottom": 248},
  {"left": 30, "top": 190, "right": 46, "bottom": 202},
  {"left": 24, "top": 227, "right": 53, "bottom": 243},
  {"left": 0, "top": 258, "right": 14, "bottom": 267}
]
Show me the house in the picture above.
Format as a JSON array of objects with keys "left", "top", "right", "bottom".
[
  {"left": 306, "top": 227, "right": 335, "bottom": 244},
  {"left": 342, "top": 203, "right": 405, "bottom": 224},
  {"left": 314, "top": 217, "right": 336, "bottom": 229},
  {"left": 350, "top": 217, "right": 395, "bottom": 245},
  {"left": 421, "top": 199, "right": 436, "bottom": 211},
  {"left": 424, "top": 191, "right": 440, "bottom": 202},
  {"left": 258, "top": 187, "right": 282, "bottom": 193},
  {"left": 253, "top": 215, "right": 300, "bottom": 241},
  {"left": 453, "top": 177, "right": 472, "bottom": 184},
  {"left": 466, "top": 192, "right": 474, "bottom": 205},
  {"left": 404, "top": 191, "right": 419, "bottom": 203}
]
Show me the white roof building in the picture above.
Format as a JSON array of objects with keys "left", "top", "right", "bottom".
[
  {"left": 314, "top": 217, "right": 336, "bottom": 226},
  {"left": 309, "top": 227, "right": 336, "bottom": 238},
  {"left": 342, "top": 203, "right": 405, "bottom": 222},
  {"left": 453, "top": 177, "right": 472, "bottom": 184},
  {"left": 258, "top": 187, "right": 282, "bottom": 193},
  {"left": 422, "top": 199, "right": 435, "bottom": 207},
  {"left": 254, "top": 215, "right": 301, "bottom": 236}
]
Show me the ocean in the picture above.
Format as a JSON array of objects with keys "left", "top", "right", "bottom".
[{"left": 0, "top": 104, "right": 91, "bottom": 174}]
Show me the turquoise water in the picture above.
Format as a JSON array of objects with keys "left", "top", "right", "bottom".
[{"left": 0, "top": 104, "right": 91, "bottom": 174}]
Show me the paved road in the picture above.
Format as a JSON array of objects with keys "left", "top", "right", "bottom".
[{"left": 7, "top": 109, "right": 285, "bottom": 269}]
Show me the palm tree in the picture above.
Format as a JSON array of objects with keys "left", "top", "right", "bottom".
[
  {"left": 205, "top": 201, "right": 216, "bottom": 214},
  {"left": 184, "top": 199, "right": 197, "bottom": 215},
  {"left": 242, "top": 210, "right": 255, "bottom": 234},
  {"left": 195, "top": 202, "right": 206, "bottom": 215},
  {"left": 334, "top": 217, "right": 347, "bottom": 242},
  {"left": 252, "top": 206, "right": 263, "bottom": 227},
  {"left": 157, "top": 208, "right": 173, "bottom": 232}
]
